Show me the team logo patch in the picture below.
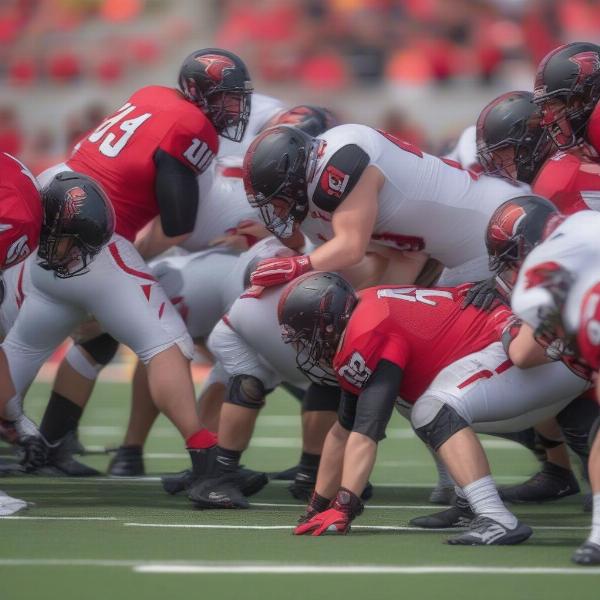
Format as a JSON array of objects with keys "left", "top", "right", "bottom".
[
  {"left": 64, "top": 186, "right": 86, "bottom": 220},
  {"left": 194, "top": 54, "right": 235, "bottom": 82},
  {"left": 569, "top": 51, "right": 600, "bottom": 80},
  {"left": 320, "top": 164, "right": 350, "bottom": 199},
  {"left": 337, "top": 351, "right": 372, "bottom": 388}
]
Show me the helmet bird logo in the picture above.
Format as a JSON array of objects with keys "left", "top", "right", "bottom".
[
  {"left": 194, "top": 54, "right": 235, "bottom": 82},
  {"left": 490, "top": 204, "right": 526, "bottom": 242},
  {"left": 64, "top": 186, "right": 87, "bottom": 220},
  {"left": 569, "top": 51, "right": 600, "bottom": 81}
]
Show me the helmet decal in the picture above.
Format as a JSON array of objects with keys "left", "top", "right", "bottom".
[
  {"left": 64, "top": 186, "right": 86, "bottom": 220},
  {"left": 569, "top": 51, "right": 600, "bottom": 81},
  {"left": 194, "top": 54, "right": 236, "bottom": 82}
]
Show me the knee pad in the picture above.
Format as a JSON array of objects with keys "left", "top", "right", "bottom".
[
  {"left": 65, "top": 344, "right": 104, "bottom": 381},
  {"left": 226, "top": 375, "right": 266, "bottom": 410},
  {"left": 302, "top": 383, "right": 340, "bottom": 412},
  {"left": 80, "top": 333, "right": 120, "bottom": 366},
  {"left": 411, "top": 397, "right": 469, "bottom": 451}
]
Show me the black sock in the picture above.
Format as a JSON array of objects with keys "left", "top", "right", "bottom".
[
  {"left": 40, "top": 392, "right": 83, "bottom": 444},
  {"left": 299, "top": 452, "right": 320, "bottom": 471},
  {"left": 215, "top": 446, "right": 242, "bottom": 473}
]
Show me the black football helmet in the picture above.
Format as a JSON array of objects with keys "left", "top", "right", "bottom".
[
  {"left": 278, "top": 271, "right": 358, "bottom": 386},
  {"left": 485, "top": 194, "right": 560, "bottom": 281},
  {"left": 243, "top": 125, "right": 322, "bottom": 238},
  {"left": 533, "top": 42, "right": 600, "bottom": 149},
  {"left": 476, "top": 91, "right": 553, "bottom": 184},
  {"left": 262, "top": 105, "right": 339, "bottom": 137},
  {"left": 178, "top": 48, "right": 252, "bottom": 142},
  {"left": 38, "top": 171, "right": 115, "bottom": 278}
]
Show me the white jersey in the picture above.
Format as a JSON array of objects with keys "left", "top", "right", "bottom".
[
  {"left": 443, "top": 125, "right": 478, "bottom": 170},
  {"left": 180, "top": 94, "right": 285, "bottom": 252},
  {"left": 512, "top": 211, "right": 600, "bottom": 332},
  {"left": 303, "top": 124, "right": 529, "bottom": 269}
]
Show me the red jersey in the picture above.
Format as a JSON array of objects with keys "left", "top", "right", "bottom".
[
  {"left": 533, "top": 146, "right": 600, "bottom": 214},
  {"left": 0, "top": 152, "right": 42, "bottom": 269},
  {"left": 332, "top": 285, "right": 511, "bottom": 403},
  {"left": 67, "top": 85, "right": 218, "bottom": 241}
]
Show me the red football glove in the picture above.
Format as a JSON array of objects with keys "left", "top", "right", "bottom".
[
  {"left": 250, "top": 255, "right": 312, "bottom": 288},
  {"left": 294, "top": 508, "right": 350, "bottom": 536},
  {"left": 294, "top": 487, "right": 363, "bottom": 536}
]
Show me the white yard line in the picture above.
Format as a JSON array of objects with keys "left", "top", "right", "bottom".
[
  {"left": 134, "top": 564, "right": 600, "bottom": 575},
  {"left": 123, "top": 522, "right": 589, "bottom": 532},
  {"left": 1, "top": 559, "right": 599, "bottom": 575}
]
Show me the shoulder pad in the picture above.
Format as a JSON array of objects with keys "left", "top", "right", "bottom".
[{"left": 312, "top": 144, "right": 370, "bottom": 212}]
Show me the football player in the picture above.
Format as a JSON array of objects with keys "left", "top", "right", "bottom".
[
  {"left": 100, "top": 106, "right": 337, "bottom": 480},
  {"left": 475, "top": 94, "right": 600, "bottom": 502},
  {"left": 243, "top": 122, "right": 530, "bottom": 291},
  {"left": 5, "top": 50, "right": 254, "bottom": 502},
  {"left": 0, "top": 171, "right": 113, "bottom": 486},
  {"left": 0, "top": 151, "right": 44, "bottom": 515},
  {"left": 502, "top": 206, "right": 600, "bottom": 564},
  {"left": 279, "top": 271, "right": 586, "bottom": 543},
  {"left": 532, "top": 42, "right": 600, "bottom": 154}
]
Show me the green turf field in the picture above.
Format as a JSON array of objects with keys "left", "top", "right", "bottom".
[{"left": 1, "top": 381, "right": 599, "bottom": 600}]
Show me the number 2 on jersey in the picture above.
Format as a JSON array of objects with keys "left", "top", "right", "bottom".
[{"left": 88, "top": 103, "right": 151, "bottom": 158}]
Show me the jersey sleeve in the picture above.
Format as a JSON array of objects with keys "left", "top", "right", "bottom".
[
  {"left": 159, "top": 114, "right": 218, "bottom": 176},
  {"left": 312, "top": 144, "right": 370, "bottom": 212}
]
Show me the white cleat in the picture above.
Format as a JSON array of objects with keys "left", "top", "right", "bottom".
[{"left": 0, "top": 490, "right": 30, "bottom": 516}]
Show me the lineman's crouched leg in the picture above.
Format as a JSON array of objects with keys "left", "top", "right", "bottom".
[{"left": 187, "top": 375, "right": 269, "bottom": 508}]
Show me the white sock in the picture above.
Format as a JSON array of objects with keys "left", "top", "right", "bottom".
[
  {"left": 588, "top": 493, "right": 600, "bottom": 546},
  {"left": 462, "top": 475, "right": 518, "bottom": 529}
]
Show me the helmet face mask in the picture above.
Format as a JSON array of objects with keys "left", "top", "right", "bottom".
[
  {"left": 178, "top": 49, "right": 253, "bottom": 142},
  {"left": 278, "top": 272, "right": 358, "bottom": 386}
]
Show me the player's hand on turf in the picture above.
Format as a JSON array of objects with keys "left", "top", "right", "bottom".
[
  {"left": 250, "top": 255, "right": 312, "bottom": 287},
  {"left": 460, "top": 277, "right": 505, "bottom": 311},
  {"left": 294, "top": 508, "right": 350, "bottom": 536},
  {"left": 297, "top": 491, "right": 331, "bottom": 524}
]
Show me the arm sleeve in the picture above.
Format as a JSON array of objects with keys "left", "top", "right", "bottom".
[
  {"left": 154, "top": 148, "right": 199, "bottom": 237},
  {"left": 352, "top": 359, "right": 403, "bottom": 442}
]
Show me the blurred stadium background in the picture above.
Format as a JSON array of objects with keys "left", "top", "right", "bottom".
[{"left": 1, "top": 0, "right": 600, "bottom": 376}]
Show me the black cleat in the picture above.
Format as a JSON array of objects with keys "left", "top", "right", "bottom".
[
  {"left": 42, "top": 432, "right": 101, "bottom": 477},
  {"left": 499, "top": 461, "right": 580, "bottom": 504},
  {"left": 162, "top": 469, "right": 191, "bottom": 495},
  {"left": 572, "top": 541, "right": 600, "bottom": 565},
  {"left": 447, "top": 516, "right": 532, "bottom": 546},
  {"left": 270, "top": 464, "right": 301, "bottom": 481},
  {"left": 288, "top": 467, "right": 317, "bottom": 501},
  {"left": 411, "top": 497, "right": 474, "bottom": 528},
  {"left": 21, "top": 432, "right": 100, "bottom": 477},
  {"left": 162, "top": 465, "right": 267, "bottom": 497},
  {"left": 188, "top": 474, "right": 249, "bottom": 509},
  {"left": 108, "top": 445, "right": 144, "bottom": 477}
]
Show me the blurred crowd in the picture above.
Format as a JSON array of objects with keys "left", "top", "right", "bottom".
[
  {"left": 215, "top": 0, "right": 600, "bottom": 88},
  {"left": 2, "top": 0, "right": 600, "bottom": 172}
]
